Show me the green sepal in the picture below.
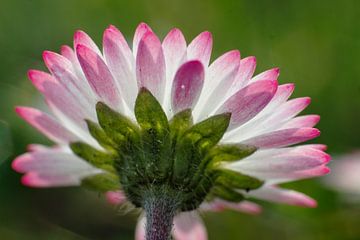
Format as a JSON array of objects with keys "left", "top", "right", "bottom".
[
  {"left": 96, "top": 102, "right": 140, "bottom": 146},
  {"left": 208, "top": 144, "right": 257, "bottom": 165},
  {"left": 188, "top": 144, "right": 256, "bottom": 188},
  {"left": 81, "top": 173, "right": 120, "bottom": 192},
  {"left": 86, "top": 119, "right": 117, "bottom": 150},
  {"left": 169, "top": 109, "right": 193, "bottom": 142},
  {"left": 172, "top": 113, "right": 231, "bottom": 184},
  {"left": 70, "top": 142, "right": 115, "bottom": 171},
  {"left": 135, "top": 88, "right": 172, "bottom": 179},
  {"left": 215, "top": 169, "right": 264, "bottom": 190},
  {"left": 211, "top": 184, "right": 244, "bottom": 202}
]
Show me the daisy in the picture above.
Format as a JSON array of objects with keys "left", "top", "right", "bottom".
[
  {"left": 324, "top": 151, "right": 360, "bottom": 197},
  {"left": 13, "top": 23, "right": 330, "bottom": 240}
]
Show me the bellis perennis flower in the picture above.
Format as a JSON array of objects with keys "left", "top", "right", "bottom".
[{"left": 13, "top": 23, "right": 330, "bottom": 240}]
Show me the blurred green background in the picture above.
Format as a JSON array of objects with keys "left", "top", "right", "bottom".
[{"left": 0, "top": 0, "right": 360, "bottom": 239}]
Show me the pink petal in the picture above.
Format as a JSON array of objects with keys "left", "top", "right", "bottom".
[
  {"left": 60, "top": 45, "right": 78, "bottom": 64},
  {"left": 281, "top": 115, "right": 320, "bottom": 129},
  {"left": 136, "top": 31, "right": 166, "bottom": 102},
  {"left": 305, "top": 144, "right": 328, "bottom": 151},
  {"left": 27, "top": 144, "right": 50, "bottom": 152},
  {"left": 162, "top": 28, "right": 187, "bottom": 81},
  {"left": 105, "top": 190, "right": 127, "bottom": 205},
  {"left": 135, "top": 216, "right": 146, "bottom": 240},
  {"left": 28, "top": 70, "right": 57, "bottom": 93},
  {"left": 246, "top": 186, "right": 317, "bottom": 208},
  {"left": 173, "top": 212, "right": 208, "bottom": 240},
  {"left": 21, "top": 172, "right": 82, "bottom": 188},
  {"left": 103, "top": 25, "right": 137, "bottom": 108},
  {"left": 252, "top": 67, "right": 280, "bottom": 82},
  {"left": 187, "top": 31, "right": 212, "bottom": 66},
  {"left": 230, "top": 56, "right": 256, "bottom": 93},
  {"left": 15, "top": 107, "right": 78, "bottom": 144},
  {"left": 241, "top": 127, "right": 320, "bottom": 148},
  {"left": 133, "top": 22, "right": 153, "bottom": 57},
  {"left": 200, "top": 199, "right": 262, "bottom": 215},
  {"left": 29, "top": 70, "right": 91, "bottom": 129},
  {"left": 223, "top": 83, "right": 296, "bottom": 142},
  {"left": 12, "top": 151, "right": 96, "bottom": 173},
  {"left": 195, "top": 50, "right": 240, "bottom": 119},
  {"left": 217, "top": 80, "right": 278, "bottom": 130},
  {"left": 74, "top": 30, "right": 101, "bottom": 56},
  {"left": 171, "top": 60, "right": 204, "bottom": 112},
  {"left": 60, "top": 45, "right": 89, "bottom": 81},
  {"left": 229, "top": 147, "right": 331, "bottom": 179},
  {"left": 289, "top": 165, "right": 330, "bottom": 180},
  {"left": 12, "top": 150, "right": 101, "bottom": 188},
  {"left": 76, "top": 44, "right": 123, "bottom": 110},
  {"left": 42, "top": 51, "right": 95, "bottom": 109},
  {"left": 266, "top": 97, "right": 312, "bottom": 125}
]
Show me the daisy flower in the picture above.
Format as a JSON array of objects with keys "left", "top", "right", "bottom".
[
  {"left": 13, "top": 23, "right": 330, "bottom": 240},
  {"left": 324, "top": 151, "right": 360, "bottom": 197}
]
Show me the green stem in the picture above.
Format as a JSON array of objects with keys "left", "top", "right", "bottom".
[{"left": 143, "top": 186, "right": 180, "bottom": 240}]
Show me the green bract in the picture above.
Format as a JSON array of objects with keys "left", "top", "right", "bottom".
[{"left": 72, "top": 88, "right": 263, "bottom": 211}]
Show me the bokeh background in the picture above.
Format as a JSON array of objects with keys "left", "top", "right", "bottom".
[{"left": 1, "top": 0, "right": 360, "bottom": 239}]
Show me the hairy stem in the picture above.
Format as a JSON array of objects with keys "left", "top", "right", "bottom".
[{"left": 143, "top": 186, "right": 180, "bottom": 240}]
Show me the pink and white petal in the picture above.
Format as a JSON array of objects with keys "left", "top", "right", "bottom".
[
  {"left": 15, "top": 107, "right": 79, "bottom": 144},
  {"left": 194, "top": 50, "right": 240, "bottom": 120},
  {"left": 281, "top": 115, "right": 320, "bottom": 129},
  {"left": 217, "top": 80, "right": 278, "bottom": 130},
  {"left": 103, "top": 25, "right": 137, "bottom": 109},
  {"left": 27, "top": 144, "right": 51, "bottom": 152},
  {"left": 74, "top": 30, "right": 102, "bottom": 56},
  {"left": 105, "top": 190, "right": 127, "bottom": 205},
  {"left": 162, "top": 28, "right": 187, "bottom": 81},
  {"left": 136, "top": 32, "right": 166, "bottom": 102},
  {"left": 135, "top": 216, "right": 146, "bottom": 240},
  {"left": 227, "top": 147, "right": 330, "bottom": 178},
  {"left": 29, "top": 72, "right": 99, "bottom": 146},
  {"left": 28, "top": 70, "right": 57, "bottom": 93},
  {"left": 12, "top": 151, "right": 99, "bottom": 173},
  {"left": 223, "top": 84, "right": 295, "bottom": 142},
  {"left": 260, "top": 97, "right": 311, "bottom": 130},
  {"left": 61, "top": 45, "right": 90, "bottom": 82},
  {"left": 271, "top": 165, "right": 330, "bottom": 184},
  {"left": 171, "top": 60, "right": 204, "bottom": 113},
  {"left": 252, "top": 67, "right": 280, "bottom": 82},
  {"left": 43, "top": 51, "right": 96, "bottom": 111},
  {"left": 200, "top": 199, "right": 262, "bottom": 215},
  {"left": 76, "top": 44, "right": 123, "bottom": 110},
  {"left": 233, "top": 201, "right": 262, "bottom": 214},
  {"left": 243, "top": 186, "right": 317, "bottom": 208},
  {"left": 133, "top": 22, "right": 153, "bottom": 57},
  {"left": 30, "top": 72, "right": 89, "bottom": 126},
  {"left": 229, "top": 56, "right": 256, "bottom": 94},
  {"left": 240, "top": 128, "right": 320, "bottom": 148},
  {"left": 60, "top": 45, "right": 77, "bottom": 63},
  {"left": 173, "top": 212, "right": 208, "bottom": 240},
  {"left": 187, "top": 31, "right": 212, "bottom": 67},
  {"left": 304, "top": 144, "right": 327, "bottom": 151},
  {"left": 162, "top": 28, "right": 187, "bottom": 115},
  {"left": 21, "top": 172, "right": 94, "bottom": 188},
  {"left": 12, "top": 151, "right": 102, "bottom": 187}
]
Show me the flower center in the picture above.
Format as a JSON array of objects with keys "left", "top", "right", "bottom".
[{"left": 70, "top": 88, "right": 263, "bottom": 211}]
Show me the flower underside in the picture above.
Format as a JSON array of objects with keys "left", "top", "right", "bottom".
[{"left": 72, "top": 87, "right": 262, "bottom": 211}]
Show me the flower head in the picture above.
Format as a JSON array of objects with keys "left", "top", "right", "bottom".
[
  {"left": 13, "top": 23, "right": 330, "bottom": 239},
  {"left": 324, "top": 151, "right": 360, "bottom": 197}
]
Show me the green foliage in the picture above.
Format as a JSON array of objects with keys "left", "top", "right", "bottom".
[{"left": 0, "top": 121, "right": 12, "bottom": 164}]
